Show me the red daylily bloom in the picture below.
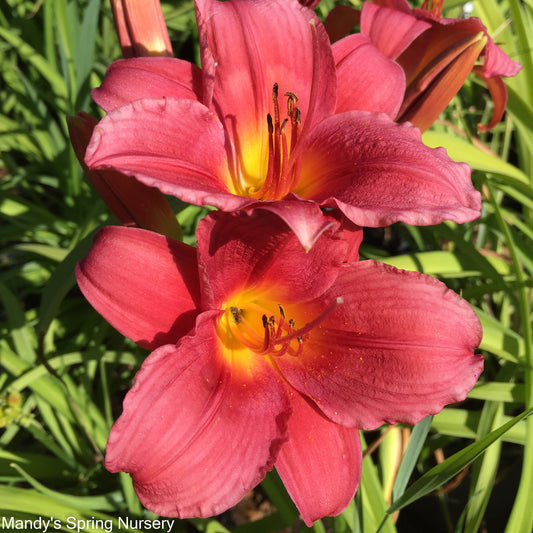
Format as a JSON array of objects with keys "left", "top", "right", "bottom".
[
  {"left": 67, "top": 112, "right": 181, "bottom": 239},
  {"left": 76, "top": 209, "right": 483, "bottom": 524},
  {"left": 332, "top": 0, "right": 521, "bottom": 131},
  {"left": 84, "top": 0, "right": 481, "bottom": 249},
  {"left": 111, "top": 0, "right": 173, "bottom": 58}
]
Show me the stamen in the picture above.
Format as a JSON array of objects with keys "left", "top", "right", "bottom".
[
  {"left": 279, "top": 20, "right": 319, "bottom": 193},
  {"left": 272, "top": 83, "right": 280, "bottom": 133},
  {"left": 267, "top": 113, "right": 274, "bottom": 134},
  {"left": 224, "top": 297, "right": 343, "bottom": 360},
  {"left": 285, "top": 92, "right": 298, "bottom": 118},
  {"left": 292, "top": 108, "right": 301, "bottom": 149},
  {"left": 250, "top": 114, "right": 276, "bottom": 199},
  {"left": 276, "top": 126, "right": 290, "bottom": 198},
  {"left": 422, "top": 0, "right": 444, "bottom": 16},
  {"left": 229, "top": 317, "right": 263, "bottom": 350},
  {"left": 276, "top": 297, "right": 344, "bottom": 345},
  {"left": 272, "top": 85, "right": 282, "bottom": 194}
]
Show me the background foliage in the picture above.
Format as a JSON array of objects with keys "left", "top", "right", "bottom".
[{"left": 1, "top": 0, "right": 532, "bottom": 532}]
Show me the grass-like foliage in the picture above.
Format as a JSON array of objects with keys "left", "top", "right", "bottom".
[{"left": 1, "top": 0, "right": 532, "bottom": 532}]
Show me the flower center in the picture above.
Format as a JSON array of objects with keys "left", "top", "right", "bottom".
[
  {"left": 246, "top": 84, "right": 303, "bottom": 202},
  {"left": 217, "top": 297, "right": 343, "bottom": 364}
]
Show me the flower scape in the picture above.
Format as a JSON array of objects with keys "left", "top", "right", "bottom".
[{"left": 69, "top": 0, "right": 521, "bottom": 526}]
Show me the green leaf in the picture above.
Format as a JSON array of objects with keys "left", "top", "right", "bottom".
[
  {"left": 0, "top": 485, "right": 143, "bottom": 532},
  {"left": 386, "top": 407, "right": 533, "bottom": 515},
  {"left": 468, "top": 382, "right": 525, "bottom": 403},
  {"left": 381, "top": 250, "right": 510, "bottom": 277},
  {"left": 392, "top": 416, "right": 433, "bottom": 502},
  {"left": 37, "top": 230, "right": 95, "bottom": 335},
  {"left": 0, "top": 25, "right": 67, "bottom": 105},
  {"left": 463, "top": 402, "right": 504, "bottom": 533},
  {"left": 422, "top": 131, "right": 528, "bottom": 183},
  {"left": 9, "top": 463, "right": 120, "bottom": 512},
  {"left": 75, "top": 0, "right": 101, "bottom": 93},
  {"left": 361, "top": 434, "right": 397, "bottom": 533},
  {"left": 476, "top": 308, "right": 525, "bottom": 363},
  {"left": 0, "top": 282, "right": 37, "bottom": 364}
]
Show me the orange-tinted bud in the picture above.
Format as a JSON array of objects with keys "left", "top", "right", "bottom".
[
  {"left": 398, "top": 30, "right": 487, "bottom": 131},
  {"left": 111, "top": 0, "right": 173, "bottom": 58}
]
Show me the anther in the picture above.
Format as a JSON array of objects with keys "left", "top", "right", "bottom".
[
  {"left": 230, "top": 306, "right": 243, "bottom": 324},
  {"left": 267, "top": 114, "right": 273, "bottom": 134},
  {"left": 278, "top": 304, "right": 286, "bottom": 319},
  {"left": 285, "top": 91, "right": 298, "bottom": 103},
  {"left": 286, "top": 92, "right": 298, "bottom": 116}
]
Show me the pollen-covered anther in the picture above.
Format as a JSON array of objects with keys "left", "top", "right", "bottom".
[{"left": 230, "top": 306, "right": 243, "bottom": 324}]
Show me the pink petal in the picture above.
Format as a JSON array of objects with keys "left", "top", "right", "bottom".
[
  {"left": 85, "top": 98, "right": 243, "bottom": 210},
  {"left": 361, "top": 2, "right": 430, "bottom": 61},
  {"left": 296, "top": 111, "right": 481, "bottom": 226},
  {"left": 76, "top": 226, "right": 201, "bottom": 350},
  {"left": 473, "top": 65, "right": 508, "bottom": 133},
  {"left": 373, "top": 0, "right": 412, "bottom": 12},
  {"left": 482, "top": 35, "right": 522, "bottom": 78},
  {"left": 276, "top": 261, "right": 484, "bottom": 430},
  {"left": 248, "top": 197, "right": 340, "bottom": 251},
  {"left": 93, "top": 57, "right": 202, "bottom": 111},
  {"left": 196, "top": 0, "right": 336, "bottom": 171},
  {"left": 106, "top": 313, "right": 291, "bottom": 517},
  {"left": 196, "top": 209, "right": 347, "bottom": 309},
  {"left": 330, "top": 211, "right": 363, "bottom": 263},
  {"left": 67, "top": 112, "right": 182, "bottom": 240},
  {"left": 275, "top": 391, "right": 361, "bottom": 526},
  {"left": 334, "top": 34, "right": 405, "bottom": 118}
]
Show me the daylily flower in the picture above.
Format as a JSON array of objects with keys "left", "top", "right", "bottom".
[
  {"left": 76, "top": 209, "right": 483, "bottom": 525},
  {"left": 67, "top": 112, "right": 181, "bottom": 240},
  {"left": 110, "top": 0, "right": 173, "bottom": 58},
  {"left": 84, "top": 0, "right": 481, "bottom": 249},
  {"left": 331, "top": 0, "right": 522, "bottom": 131}
]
